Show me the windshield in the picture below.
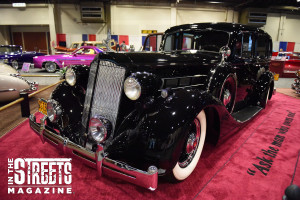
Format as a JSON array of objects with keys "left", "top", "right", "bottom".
[
  {"left": 0, "top": 46, "right": 21, "bottom": 55},
  {"left": 73, "top": 48, "right": 96, "bottom": 55},
  {"left": 143, "top": 34, "right": 163, "bottom": 51},
  {"left": 163, "top": 30, "right": 229, "bottom": 53}
]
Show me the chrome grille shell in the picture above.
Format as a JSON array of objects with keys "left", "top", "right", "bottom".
[{"left": 82, "top": 60, "right": 126, "bottom": 136}]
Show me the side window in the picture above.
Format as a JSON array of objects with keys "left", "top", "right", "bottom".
[
  {"left": 242, "top": 33, "right": 253, "bottom": 58},
  {"left": 255, "top": 35, "right": 267, "bottom": 58},
  {"left": 182, "top": 33, "right": 194, "bottom": 50},
  {"left": 235, "top": 34, "right": 242, "bottom": 57},
  {"left": 164, "top": 35, "right": 174, "bottom": 52}
]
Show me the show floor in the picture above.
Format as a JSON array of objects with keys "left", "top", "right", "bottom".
[{"left": 0, "top": 93, "right": 299, "bottom": 199}]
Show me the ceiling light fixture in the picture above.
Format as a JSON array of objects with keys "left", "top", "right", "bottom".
[
  {"left": 208, "top": 1, "right": 223, "bottom": 3},
  {"left": 12, "top": 3, "right": 26, "bottom": 7}
]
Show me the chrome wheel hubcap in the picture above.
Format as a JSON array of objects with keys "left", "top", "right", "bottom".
[
  {"left": 223, "top": 89, "right": 231, "bottom": 106},
  {"left": 46, "top": 63, "right": 56, "bottom": 72},
  {"left": 179, "top": 119, "right": 201, "bottom": 168},
  {"left": 12, "top": 61, "right": 18, "bottom": 69}
]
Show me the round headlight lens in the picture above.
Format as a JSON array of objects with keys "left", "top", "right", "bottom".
[
  {"left": 124, "top": 77, "right": 141, "bottom": 100},
  {"left": 65, "top": 68, "right": 76, "bottom": 86},
  {"left": 47, "top": 100, "right": 62, "bottom": 123},
  {"left": 89, "top": 117, "right": 107, "bottom": 143}
]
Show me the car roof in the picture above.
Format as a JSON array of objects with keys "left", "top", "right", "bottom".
[{"left": 165, "top": 22, "right": 266, "bottom": 34}]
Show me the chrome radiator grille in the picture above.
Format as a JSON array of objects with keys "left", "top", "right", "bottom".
[
  {"left": 82, "top": 60, "right": 126, "bottom": 134},
  {"left": 82, "top": 60, "right": 98, "bottom": 128}
]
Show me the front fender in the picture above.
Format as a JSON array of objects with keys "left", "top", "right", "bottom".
[
  {"left": 47, "top": 82, "right": 86, "bottom": 137},
  {"left": 108, "top": 88, "right": 221, "bottom": 171}
]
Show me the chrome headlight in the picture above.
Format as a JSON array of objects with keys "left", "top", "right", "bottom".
[
  {"left": 47, "top": 99, "right": 62, "bottom": 123},
  {"left": 124, "top": 77, "right": 141, "bottom": 100},
  {"left": 65, "top": 68, "right": 76, "bottom": 86},
  {"left": 89, "top": 116, "right": 111, "bottom": 143}
]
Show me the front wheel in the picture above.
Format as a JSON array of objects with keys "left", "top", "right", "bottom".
[
  {"left": 171, "top": 110, "right": 206, "bottom": 181},
  {"left": 45, "top": 62, "right": 57, "bottom": 73},
  {"left": 11, "top": 60, "right": 19, "bottom": 70}
]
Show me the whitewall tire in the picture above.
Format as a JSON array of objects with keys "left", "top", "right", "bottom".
[{"left": 172, "top": 110, "right": 206, "bottom": 181}]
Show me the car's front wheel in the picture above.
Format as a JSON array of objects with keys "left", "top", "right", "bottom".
[
  {"left": 11, "top": 60, "right": 19, "bottom": 70},
  {"left": 171, "top": 110, "right": 206, "bottom": 181},
  {"left": 45, "top": 62, "right": 57, "bottom": 73}
]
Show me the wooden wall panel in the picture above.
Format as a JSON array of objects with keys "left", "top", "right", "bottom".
[
  {"left": 12, "top": 32, "right": 23, "bottom": 46},
  {"left": 23, "top": 32, "right": 47, "bottom": 52}
]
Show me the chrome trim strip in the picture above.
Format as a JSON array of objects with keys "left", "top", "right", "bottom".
[
  {"left": 29, "top": 114, "right": 158, "bottom": 191},
  {"left": 158, "top": 83, "right": 204, "bottom": 91},
  {"left": 0, "top": 89, "right": 16, "bottom": 92},
  {"left": 162, "top": 74, "right": 207, "bottom": 80}
]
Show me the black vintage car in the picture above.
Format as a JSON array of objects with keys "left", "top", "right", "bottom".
[{"left": 29, "top": 23, "right": 275, "bottom": 190}]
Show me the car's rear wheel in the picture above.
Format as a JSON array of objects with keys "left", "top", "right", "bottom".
[
  {"left": 45, "top": 62, "right": 57, "bottom": 73},
  {"left": 171, "top": 110, "right": 206, "bottom": 181},
  {"left": 260, "top": 86, "right": 270, "bottom": 108},
  {"left": 219, "top": 75, "right": 236, "bottom": 113},
  {"left": 11, "top": 60, "right": 19, "bottom": 70}
]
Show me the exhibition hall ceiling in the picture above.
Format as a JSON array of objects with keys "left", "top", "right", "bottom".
[{"left": 0, "top": 0, "right": 300, "bottom": 13}]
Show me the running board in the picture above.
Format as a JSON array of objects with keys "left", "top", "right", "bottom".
[{"left": 232, "top": 106, "right": 263, "bottom": 123}]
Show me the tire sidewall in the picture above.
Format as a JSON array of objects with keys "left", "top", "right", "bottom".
[{"left": 172, "top": 110, "right": 207, "bottom": 181}]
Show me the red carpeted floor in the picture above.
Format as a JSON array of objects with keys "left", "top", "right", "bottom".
[{"left": 0, "top": 93, "right": 300, "bottom": 200}]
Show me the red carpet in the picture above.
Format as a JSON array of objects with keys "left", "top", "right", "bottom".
[{"left": 0, "top": 93, "right": 300, "bottom": 200}]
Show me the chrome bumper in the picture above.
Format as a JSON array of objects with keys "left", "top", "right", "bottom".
[{"left": 29, "top": 114, "right": 158, "bottom": 191}]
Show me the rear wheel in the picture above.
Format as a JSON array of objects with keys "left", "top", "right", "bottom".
[
  {"left": 260, "top": 86, "right": 270, "bottom": 108},
  {"left": 11, "top": 60, "right": 19, "bottom": 70},
  {"left": 45, "top": 62, "right": 57, "bottom": 73},
  {"left": 219, "top": 75, "right": 236, "bottom": 113},
  {"left": 171, "top": 110, "right": 206, "bottom": 181}
]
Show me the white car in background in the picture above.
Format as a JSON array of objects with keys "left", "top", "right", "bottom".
[{"left": 0, "top": 63, "right": 38, "bottom": 102}]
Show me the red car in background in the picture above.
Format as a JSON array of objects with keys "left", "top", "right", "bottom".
[{"left": 270, "top": 52, "right": 300, "bottom": 78}]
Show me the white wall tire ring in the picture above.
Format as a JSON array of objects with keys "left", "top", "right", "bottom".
[
  {"left": 45, "top": 62, "right": 57, "bottom": 73},
  {"left": 262, "top": 86, "right": 270, "bottom": 108},
  {"left": 172, "top": 110, "right": 206, "bottom": 181}
]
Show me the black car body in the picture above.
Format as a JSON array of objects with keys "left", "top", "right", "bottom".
[
  {"left": 0, "top": 45, "right": 45, "bottom": 69},
  {"left": 29, "top": 23, "right": 275, "bottom": 190}
]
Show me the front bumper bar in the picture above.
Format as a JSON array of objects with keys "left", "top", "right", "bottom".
[{"left": 29, "top": 114, "right": 158, "bottom": 191}]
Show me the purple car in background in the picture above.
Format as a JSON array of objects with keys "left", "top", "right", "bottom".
[
  {"left": 0, "top": 45, "right": 45, "bottom": 70},
  {"left": 33, "top": 46, "right": 103, "bottom": 72}
]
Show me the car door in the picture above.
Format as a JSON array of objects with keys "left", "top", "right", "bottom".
[
  {"left": 252, "top": 34, "right": 272, "bottom": 80},
  {"left": 63, "top": 48, "right": 96, "bottom": 66},
  {"left": 232, "top": 32, "right": 255, "bottom": 111}
]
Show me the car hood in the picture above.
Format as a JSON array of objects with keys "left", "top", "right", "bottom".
[{"left": 98, "top": 51, "right": 222, "bottom": 77}]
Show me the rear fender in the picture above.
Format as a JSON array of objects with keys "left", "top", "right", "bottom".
[{"left": 254, "top": 71, "right": 274, "bottom": 102}]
